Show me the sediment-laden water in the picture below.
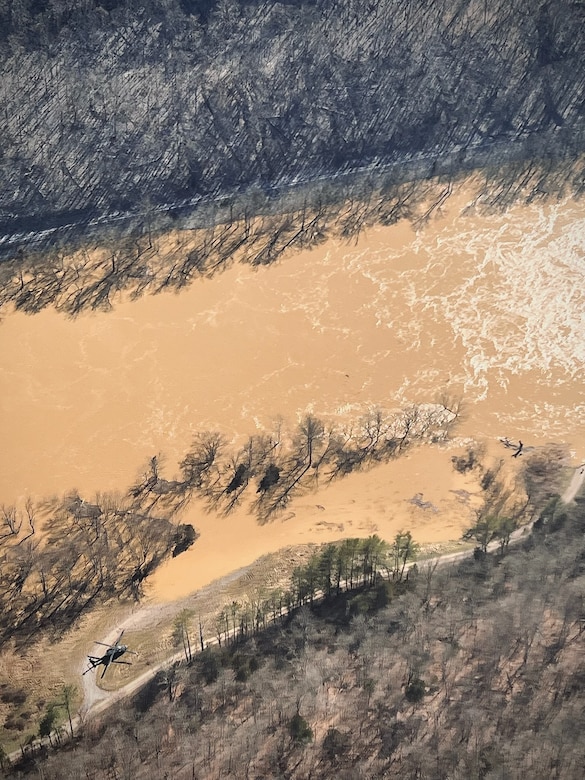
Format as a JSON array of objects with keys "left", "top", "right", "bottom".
[{"left": 1, "top": 186, "right": 583, "bottom": 598}]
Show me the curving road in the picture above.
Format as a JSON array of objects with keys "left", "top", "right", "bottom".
[
  {"left": 79, "top": 465, "right": 585, "bottom": 716},
  {"left": 8, "top": 465, "right": 584, "bottom": 764}
]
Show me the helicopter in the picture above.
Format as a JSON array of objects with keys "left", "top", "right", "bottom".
[{"left": 83, "top": 630, "right": 137, "bottom": 678}]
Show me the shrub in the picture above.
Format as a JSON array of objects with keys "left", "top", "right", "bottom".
[
  {"left": 289, "top": 713, "right": 313, "bottom": 744},
  {"left": 0, "top": 686, "right": 27, "bottom": 706},
  {"left": 405, "top": 677, "right": 426, "bottom": 703},
  {"left": 322, "top": 727, "right": 350, "bottom": 762},
  {"left": 235, "top": 666, "right": 249, "bottom": 683},
  {"left": 172, "top": 524, "right": 198, "bottom": 557},
  {"left": 199, "top": 648, "right": 220, "bottom": 685}
]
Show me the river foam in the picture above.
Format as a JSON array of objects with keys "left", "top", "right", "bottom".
[
  {"left": 1, "top": 188, "right": 584, "bottom": 508},
  {"left": 345, "top": 199, "right": 585, "bottom": 398}
]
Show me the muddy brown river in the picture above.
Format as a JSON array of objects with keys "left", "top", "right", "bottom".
[{"left": 1, "top": 187, "right": 584, "bottom": 600}]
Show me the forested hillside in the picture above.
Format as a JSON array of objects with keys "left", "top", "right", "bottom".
[
  {"left": 5, "top": 490, "right": 585, "bottom": 779},
  {"left": 1, "top": 0, "right": 584, "bottom": 238}
]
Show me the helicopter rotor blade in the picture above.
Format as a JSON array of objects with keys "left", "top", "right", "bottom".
[
  {"left": 83, "top": 656, "right": 99, "bottom": 674},
  {"left": 93, "top": 641, "right": 115, "bottom": 648},
  {"left": 100, "top": 654, "right": 114, "bottom": 678}
]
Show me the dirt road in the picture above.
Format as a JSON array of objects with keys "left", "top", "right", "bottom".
[
  {"left": 9, "top": 464, "right": 583, "bottom": 765},
  {"left": 79, "top": 465, "right": 585, "bottom": 715}
]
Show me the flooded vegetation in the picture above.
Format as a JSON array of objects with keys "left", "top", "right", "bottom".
[
  {"left": 1, "top": 181, "right": 583, "bottom": 609},
  {"left": 7, "top": 495, "right": 585, "bottom": 779},
  {"left": 1, "top": 0, "right": 585, "bottom": 770},
  {"left": 0, "top": 492, "right": 195, "bottom": 647}
]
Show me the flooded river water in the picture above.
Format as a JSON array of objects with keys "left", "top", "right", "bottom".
[{"left": 1, "top": 186, "right": 584, "bottom": 600}]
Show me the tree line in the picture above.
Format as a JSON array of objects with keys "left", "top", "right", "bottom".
[
  {"left": 0, "top": 180, "right": 419, "bottom": 314},
  {"left": 0, "top": 490, "right": 196, "bottom": 649},
  {"left": 0, "top": 400, "right": 460, "bottom": 649},
  {"left": 2, "top": 137, "right": 583, "bottom": 317},
  {"left": 6, "top": 470, "right": 584, "bottom": 778},
  {"left": 172, "top": 532, "right": 419, "bottom": 663},
  {"left": 130, "top": 403, "right": 462, "bottom": 524}
]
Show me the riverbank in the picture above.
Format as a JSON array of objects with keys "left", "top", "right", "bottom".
[
  {"left": 1, "top": 177, "right": 584, "bottom": 758},
  {"left": 3, "top": 456, "right": 583, "bottom": 761},
  {"left": 2, "top": 128, "right": 583, "bottom": 261},
  {"left": 69, "top": 462, "right": 585, "bottom": 728},
  {"left": 146, "top": 444, "right": 481, "bottom": 603}
]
